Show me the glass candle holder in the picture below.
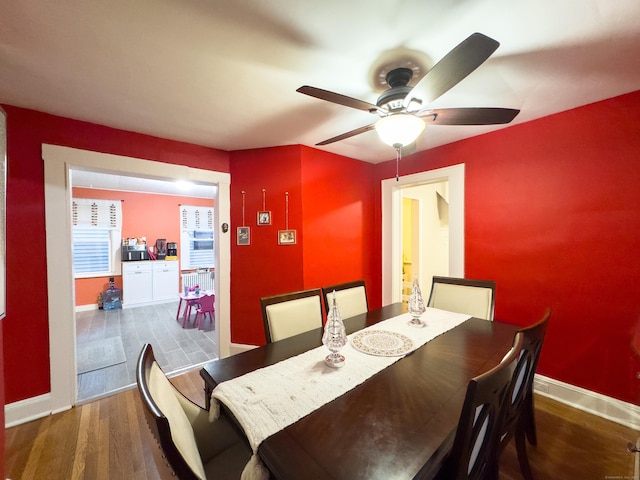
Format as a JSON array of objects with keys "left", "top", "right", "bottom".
[
  {"left": 408, "top": 277, "right": 427, "bottom": 328},
  {"left": 322, "top": 291, "right": 348, "bottom": 368}
]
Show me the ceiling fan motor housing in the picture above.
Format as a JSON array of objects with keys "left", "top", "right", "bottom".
[{"left": 376, "top": 67, "right": 414, "bottom": 111}]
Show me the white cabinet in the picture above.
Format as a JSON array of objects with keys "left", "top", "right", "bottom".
[
  {"left": 122, "top": 260, "right": 179, "bottom": 308},
  {"left": 152, "top": 261, "right": 179, "bottom": 302},
  {"left": 122, "top": 262, "right": 153, "bottom": 307}
]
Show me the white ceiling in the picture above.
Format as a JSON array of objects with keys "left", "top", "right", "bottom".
[
  {"left": 2, "top": 0, "right": 640, "bottom": 165},
  {"left": 70, "top": 169, "right": 216, "bottom": 198}
]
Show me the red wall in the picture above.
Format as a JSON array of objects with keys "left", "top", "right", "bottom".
[
  {"left": 72, "top": 187, "right": 213, "bottom": 306},
  {"left": 229, "top": 145, "right": 378, "bottom": 345},
  {"left": 374, "top": 91, "right": 640, "bottom": 405},
  {"left": 2, "top": 105, "right": 229, "bottom": 404},
  {"left": 3, "top": 88, "right": 639, "bottom": 417},
  {"left": 229, "top": 146, "right": 305, "bottom": 345},
  {"left": 300, "top": 147, "right": 380, "bottom": 306}
]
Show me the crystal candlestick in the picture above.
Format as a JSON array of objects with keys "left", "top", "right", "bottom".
[
  {"left": 408, "top": 277, "right": 427, "bottom": 328},
  {"left": 322, "top": 291, "right": 348, "bottom": 368}
]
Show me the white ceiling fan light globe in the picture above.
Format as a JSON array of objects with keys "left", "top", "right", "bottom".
[{"left": 375, "top": 114, "right": 426, "bottom": 148}]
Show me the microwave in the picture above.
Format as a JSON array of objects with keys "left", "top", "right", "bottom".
[{"left": 121, "top": 244, "right": 149, "bottom": 261}]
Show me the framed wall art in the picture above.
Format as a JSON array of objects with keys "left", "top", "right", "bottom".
[
  {"left": 237, "top": 226, "right": 250, "bottom": 246},
  {"left": 257, "top": 211, "right": 271, "bottom": 225},
  {"left": 278, "top": 229, "right": 296, "bottom": 245}
]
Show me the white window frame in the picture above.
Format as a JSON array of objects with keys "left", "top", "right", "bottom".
[
  {"left": 179, "top": 205, "right": 215, "bottom": 270},
  {"left": 72, "top": 198, "right": 122, "bottom": 278}
]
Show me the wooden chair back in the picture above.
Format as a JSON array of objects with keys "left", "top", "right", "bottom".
[
  {"left": 321, "top": 280, "right": 368, "bottom": 320},
  {"left": 427, "top": 276, "right": 496, "bottom": 320},
  {"left": 260, "top": 288, "right": 323, "bottom": 343},
  {"left": 416, "top": 333, "right": 524, "bottom": 480},
  {"left": 497, "top": 308, "right": 551, "bottom": 480},
  {"left": 136, "top": 343, "right": 202, "bottom": 480}
]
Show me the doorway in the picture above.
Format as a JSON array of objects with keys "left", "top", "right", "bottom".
[
  {"left": 42, "top": 145, "right": 231, "bottom": 415},
  {"left": 381, "top": 164, "right": 465, "bottom": 305},
  {"left": 401, "top": 181, "right": 450, "bottom": 303},
  {"left": 70, "top": 169, "right": 219, "bottom": 402}
]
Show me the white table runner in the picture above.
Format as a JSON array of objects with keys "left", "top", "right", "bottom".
[{"left": 211, "top": 308, "right": 470, "bottom": 454}]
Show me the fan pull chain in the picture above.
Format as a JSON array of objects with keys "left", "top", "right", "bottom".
[
  {"left": 262, "top": 188, "right": 266, "bottom": 211},
  {"left": 241, "top": 191, "right": 246, "bottom": 226},
  {"left": 285, "top": 191, "right": 289, "bottom": 230},
  {"left": 395, "top": 147, "right": 402, "bottom": 182}
]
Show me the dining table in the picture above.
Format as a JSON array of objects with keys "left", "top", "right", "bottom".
[{"left": 200, "top": 303, "right": 518, "bottom": 480}]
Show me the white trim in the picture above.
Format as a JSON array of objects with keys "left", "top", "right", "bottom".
[
  {"left": 534, "top": 374, "right": 640, "bottom": 430},
  {"left": 36, "top": 144, "right": 232, "bottom": 423},
  {"left": 381, "top": 164, "right": 465, "bottom": 305},
  {"left": 4, "top": 393, "right": 63, "bottom": 428},
  {"left": 75, "top": 304, "right": 98, "bottom": 312}
]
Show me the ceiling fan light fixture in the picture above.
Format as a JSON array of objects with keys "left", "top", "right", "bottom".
[{"left": 375, "top": 113, "right": 425, "bottom": 148}]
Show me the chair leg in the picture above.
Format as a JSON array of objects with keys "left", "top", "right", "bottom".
[
  {"left": 197, "top": 311, "right": 214, "bottom": 330},
  {"left": 515, "top": 427, "right": 534, "bottom": 480},
  {"left": 182, "top": 303, "right": 193, "bottom": 328},
  {"left": 524, "top": 391, "right": 538, "bottom": 446}
]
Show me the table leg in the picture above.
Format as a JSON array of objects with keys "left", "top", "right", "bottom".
[
  {"left": 176, "top": 297, "right": 184, "bottom": 321},
  {"left": 204, "top": 383, "right": 213, "bottom": 411}
]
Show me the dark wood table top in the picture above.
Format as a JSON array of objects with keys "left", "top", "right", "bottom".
[{"left": 200, "top": 303, "right": 517, "bottom": 480}]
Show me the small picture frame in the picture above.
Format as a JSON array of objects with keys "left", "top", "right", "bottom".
[
  {"left": 237, "top": 226, "right": 250, "bottom": 246},
  {"left": 278, "top": 229, "right": 297, "bottom": 245},
  {"left": 257, "top": 211, "right": 271, "bottom": 225}
]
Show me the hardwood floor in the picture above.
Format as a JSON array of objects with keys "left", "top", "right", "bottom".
[{"left": 6, "top": 367, "right": 638, "bottom": 480}]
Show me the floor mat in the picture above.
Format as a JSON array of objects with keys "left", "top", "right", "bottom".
[{"left": 77, "top": 336, "right": 126, "bottom": 374}]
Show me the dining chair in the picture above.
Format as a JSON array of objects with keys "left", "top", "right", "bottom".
[
  {"left": 136, "top": 344, "right": 252, "bottom": 480},
  {"left": 427, "top": 276, "right": 496, "bottom": 321},
  {"left": 260, "top": 288, "right": 324, "bottom": 343},
  {"left": 195, "top": 293, "right": 215, "bottom": 330},
  {"left": 496, "top": 308, "right": 552, "bottom": 480},
  {"left": 321, "top": 280, "right": 368, "bottom": 319},
  {"left": 415, "top": 333, "right": 524, "bottom": 480}
]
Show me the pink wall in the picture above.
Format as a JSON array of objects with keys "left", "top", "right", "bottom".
[
  {"left": 374, "top": 91, "right": 640, "bottom": 405},
  {"left": 2, "top": 105, "right": 229, "bottom": 404}
]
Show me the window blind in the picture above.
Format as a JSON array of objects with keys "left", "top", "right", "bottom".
[
  {"left": 72, "top": 198, "right": 122, "bottom": 277},
  {"left": 180, "top": 205, "right": 215, "bottom": 270}
]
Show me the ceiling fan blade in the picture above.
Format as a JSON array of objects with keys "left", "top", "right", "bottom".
[
  {"left": 297, "top": 86, "right": 380, "bottom": 113},
  {"left": 316, "top": 123, "right": 376, "bottom": 145},
  {"left": 420, "top": 107, "right": 520, "bottom": 125},
  {"left": 403, "top": 33, "right": 500, "bottom": 109}
]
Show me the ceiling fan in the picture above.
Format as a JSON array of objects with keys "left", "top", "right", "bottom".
[{"left": 297, "top": 33, "right": 520, "bottom": 151}]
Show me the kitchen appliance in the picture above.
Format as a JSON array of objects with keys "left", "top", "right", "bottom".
[
  {"left": 121, "top": 244, "right": 149, "bottom": 261},
  {"left": 154, "top": 238, "right": 167, "bottom": 260},
  {"left": 167, "top": 242, "right": 177, "bottom": 256}
]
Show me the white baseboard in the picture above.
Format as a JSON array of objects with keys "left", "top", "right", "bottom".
[
  {"left": 534, "top": 374, "right": 640, "bottom": 430},
  {"left": 4, "top": 393, "right": 72, "bottom": 428},
  {"left": 75, "top": 304, "right": 98, "bottom": 312}
]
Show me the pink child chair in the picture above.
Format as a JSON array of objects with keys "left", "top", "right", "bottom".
[{"left": 195, "top": 293, "right": 215, "bottom": 330}]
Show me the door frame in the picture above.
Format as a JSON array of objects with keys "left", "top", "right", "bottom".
[
  {"left": 381, "top": 164, "right": 465, "bottom": 305},
  {"left": 42, "top": 144, "right": 231, "bottom": 414}
]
